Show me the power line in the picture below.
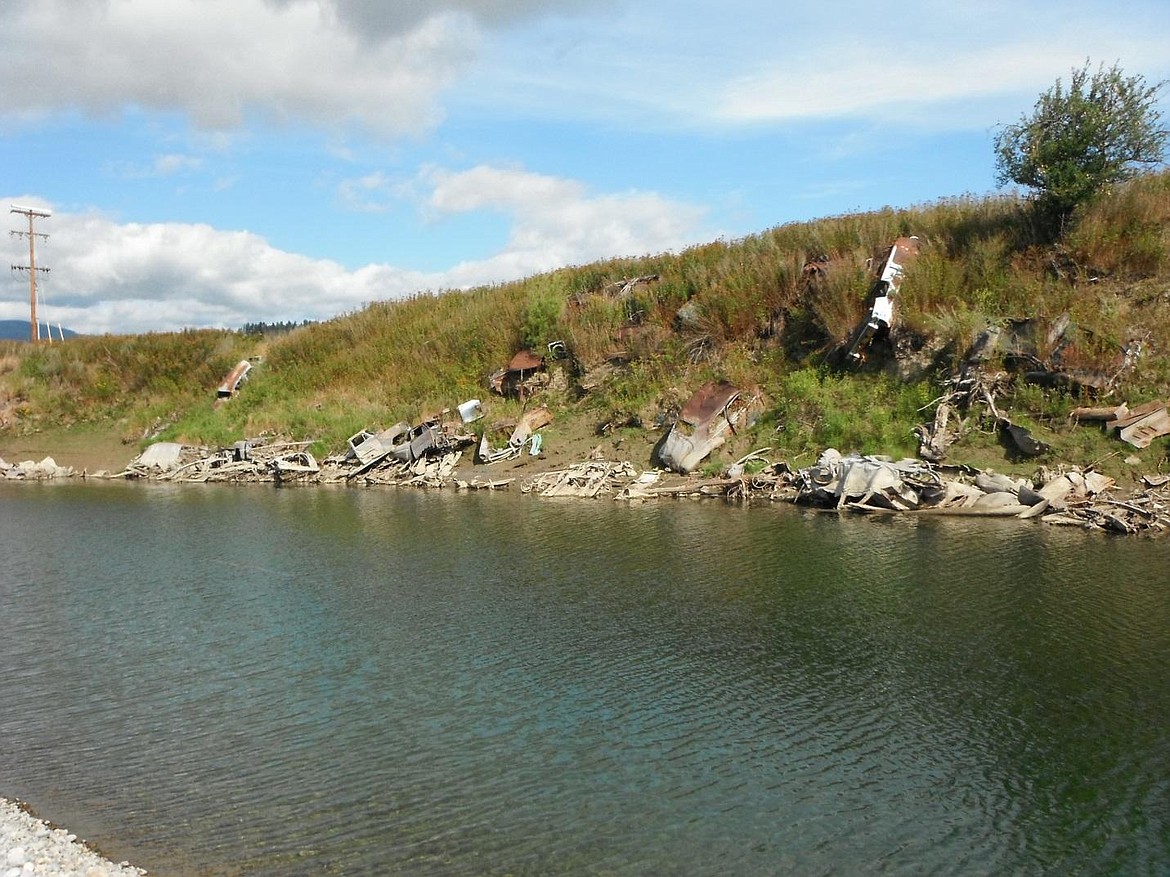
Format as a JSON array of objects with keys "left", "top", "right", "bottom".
[{"left": 10, "top": 204, "right": 51, "bottom": 343}]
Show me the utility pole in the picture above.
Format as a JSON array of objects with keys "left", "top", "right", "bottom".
[{"left": 10, "top": 204, "right": 51, "bottom": 342}]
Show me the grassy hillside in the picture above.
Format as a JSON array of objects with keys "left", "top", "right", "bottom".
[{"left": 2, "top": 172, "right": 1169, "bottom": 478}]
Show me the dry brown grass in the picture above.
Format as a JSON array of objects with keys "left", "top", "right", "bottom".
[{"left": 3, "top": 171, "right": 1169, "bottom": 462}]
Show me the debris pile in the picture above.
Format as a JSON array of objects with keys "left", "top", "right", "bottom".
[
  {"left": 522, "top": 459, "right": 639, "bottom": 498},
  {"left": 1072, "top": 399, "right": 1170, "bottom": 449},
  {"left": 334, "top": 416, "right": 473, "bottom": 480},
  {"left": 729, "top": 448, "right": 1169, "bottom": 533},
  {"left": 793, "top": 450, "right": 950, "bottom": 511},
  {"left": 339, "top": 450, "right": 465, "bottom": 488},
  {"left": 121, "top": 439, "right": 318, "bottom": 483},
  {"left": 478, "top": 406, "right": 553, "bottom": 464},
  {"left": 657, "top": 380, "right": 761, "bottom": 474},
  {"left": 0, "top": 455, "right": 75, "bottom": 479},
  {"left": 916, "top": 369, "right": 1051, "bottom": 463},
  {"left": 1024, "top": 471, "right": 1170, "bottom": 534},
  {"left": 317, "top": 413, "right": 478, "bottom": 487}
]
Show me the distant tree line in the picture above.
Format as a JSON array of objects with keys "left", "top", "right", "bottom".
[{"left": 240, "top": 319, "right": 316, "bottom": 336}]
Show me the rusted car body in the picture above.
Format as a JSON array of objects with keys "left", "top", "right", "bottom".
[
  {"left": 347, "top": 423, "right": 411, "bottom": 466},
  {"left": 488, "top": 349, "right": 546, "bottom": 397},
  {"left": 657, "top": 381, "right": 752, "bottom": 474},
  {"left": 344, "top": 418, "right": 449, "bottom": 474},
  {"left": 387, "top": 419, "right": 446, "bottom": 464},
  {"left": 217, "top": 360, "right": 252, "bottom": 398}
]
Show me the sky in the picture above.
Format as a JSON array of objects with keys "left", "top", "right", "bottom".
[{"left": 3, "top": 0, "right": 1169, "bottom": 336}]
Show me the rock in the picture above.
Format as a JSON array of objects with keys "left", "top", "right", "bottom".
[
  {"left": 973, "top": 491, "right": 1024, "bottom": 509},
  {"left": 132, "top": 441, "right": 184, "bottom": 471},
  {"left": 1017, "top": 484, "right": 1046, "bottom": 506},
  {"left": 975, "top": 471, "right": 1021, "bottom": 494},
  {"left": 1038, "top": 474, "right": 1075, "bottom": 503},
  {"left": 675, "top": 300, "right": 702, "bottom": 330},
  {"left": 0, "top": 799, "right": 145, "bottom": 876},
  {"left": 1083, "top": 471, "right": 1116, "bottom": 495}
]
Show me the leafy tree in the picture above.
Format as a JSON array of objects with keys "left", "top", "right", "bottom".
[{"left": 994, "top": 61, "right": 1167, "bottom": 234}]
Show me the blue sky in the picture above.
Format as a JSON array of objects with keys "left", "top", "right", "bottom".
[{"left": 3, "top": 0, "right": 1169, "bottom": 335}]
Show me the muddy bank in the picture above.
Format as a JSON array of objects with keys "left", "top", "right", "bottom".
[{"left": 0, "top": 431, "right": 132, "bottom": 474}]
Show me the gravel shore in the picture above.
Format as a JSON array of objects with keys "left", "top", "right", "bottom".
[{"left": 1, "top": 799, "right": 144, "bottom": 877}]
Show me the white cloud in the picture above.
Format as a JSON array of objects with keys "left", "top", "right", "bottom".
[
  {"left": 459, "top": 0, "right": 1170, "bottom": 135},
  {"left": 336, "top": 172, "right": 400, "bottom": 213},
  {"left": 268, "top": 0, "right": 605, "bottom": 38},
  {"left": 419, "top": 164, "right": 711, "bottom": 281},
  {"left": 716, "top": 41, "right": 1170, "bottom": 127},
  {"left": 4, "top": 0, "right": 1166, "bottom": 142},
  {"left": 111, "top": 154, "right": 205, "bottom": 180},
  {"left": 1, "top": 168, "right": 710, "bottom": 333},
  {"left": 0, "top": 0, "right": 480, "bottom": 136},
  {"left": 152, "top": 154, "right": 204, "bottom": 176},
  {"left": 0, "top": 206, "right": 426, "bottom": 333}
]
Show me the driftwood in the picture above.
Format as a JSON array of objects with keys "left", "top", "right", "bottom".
[
  {"left": 454, "top": 477, "right": 514, "bottom": 491},
  {"left": 522, "top": 460, "right": 638, "bottom": 498},
  {"left": 1072, "top": 398, "right": 1170, "bottom": 449},
  {"left": 1070, "top": 404, "right": 1129, "bottom": 422}
]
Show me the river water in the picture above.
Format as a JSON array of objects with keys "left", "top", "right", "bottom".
[{"left": 0, "top": 481, "right": 1168, "bottom": 875}]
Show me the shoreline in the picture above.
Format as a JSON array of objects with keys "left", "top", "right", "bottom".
[
  {"left": 2, "top": 436, "right": 1168, "bottom": 534},
  {"left": 1, "top": 797, "right": 145, "bottom": 877}
]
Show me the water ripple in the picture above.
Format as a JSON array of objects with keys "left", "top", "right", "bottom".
[{"left": 1, "top": 485, "right": 1169, "bottom": 874}]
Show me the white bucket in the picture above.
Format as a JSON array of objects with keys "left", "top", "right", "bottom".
[{"left": 458, "top": 399, "right": 484, "bottom": 423}]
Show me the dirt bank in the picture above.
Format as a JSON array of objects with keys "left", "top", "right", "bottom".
[{"left": 0, "top": 430, "right": 133, "bottom": 473}]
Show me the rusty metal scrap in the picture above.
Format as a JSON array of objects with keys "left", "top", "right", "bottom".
[
  {"left": 489, "top": 349, "right": 547, "bottom": 397},
  {"left": 217, "top": 359, "right": 253, "bottom": 399},
  {"left": 657, "top": 381, "right": 760, "bottom": 474}
]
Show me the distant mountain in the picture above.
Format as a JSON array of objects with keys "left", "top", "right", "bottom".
[{"left": 0, "top": 320, "right": 79, "bottom": 341}]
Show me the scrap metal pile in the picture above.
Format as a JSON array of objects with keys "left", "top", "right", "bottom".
[
  {"left": 326, "top": 418, "right": 476, "bottom": 487},
  {"left": 750, "top": 449, "right": 1170, "bottom": 534},
  {"left": 120, "top": 439, "right": 320, "bottom": 483},
  {"left": 119, "top": 415, "right": 479, "bottom": 487}
]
